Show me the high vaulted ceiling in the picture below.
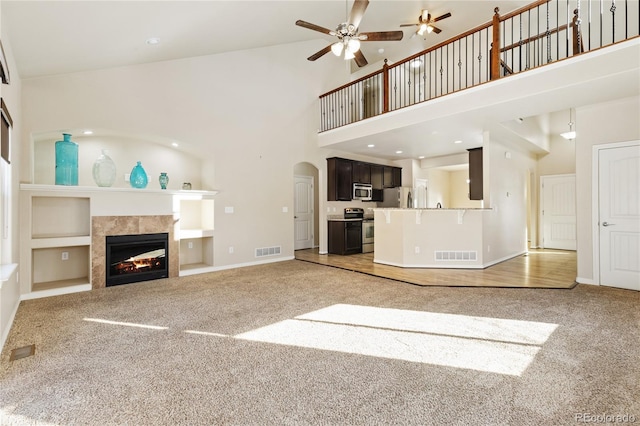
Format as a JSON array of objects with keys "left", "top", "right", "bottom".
[{"left": 2, "top": 0, "right": 527, "bottom": 79}]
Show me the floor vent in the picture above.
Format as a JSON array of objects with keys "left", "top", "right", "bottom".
[
  {"left": 10, "top": 344, "right": 36, "bottom": 361},
  {"left": 435, "top": 251, "right": 478, "bottom": 261},
  {"left": 255, "top": 246, "right": 281, "bottom": 258}
]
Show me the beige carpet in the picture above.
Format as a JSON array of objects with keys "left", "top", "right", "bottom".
[{"left": 1, "top": 260, "right": 639, "bottom": 425}]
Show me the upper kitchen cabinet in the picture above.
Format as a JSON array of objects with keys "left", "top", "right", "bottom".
[
  {"left": 352, "top": 161, "right": 371, "bottom": 184},
  {"left": 327, "top": 157, "right": 353, "bottom": 201},
  {"left": 468, "top": 147, "right": 483, "bottom": 200},
  {"left": 370, "top": 165, "right": 384, "bottom": 201},
  {"left": 383, "top": 166, "right": 402, "bottom": 188},
  {"left": 328, "top": 157, "right": 402, "bottom": 201}
]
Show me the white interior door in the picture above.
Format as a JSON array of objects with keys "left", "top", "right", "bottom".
[
  {"left": 294, "top": 176, "right": 314, "bottom": 250},
  {"left": 598, "top": 144, "right": 640, "bottom": 291},
  {"left": 541, "top": 174, "right": 576, "bottom": 250}
]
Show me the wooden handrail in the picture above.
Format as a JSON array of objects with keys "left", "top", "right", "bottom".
[
  {"left": 320, "top": 69, "right": 383, "bottom": 99},
  {"left": 392, "top": 21, "right": 493, "bottom": 69},
  {"left": 500, "top": 23, "right": 570, "bottom": 52},
  {"left": 498, "top": 0, "right": 550, "bottom": 22}
]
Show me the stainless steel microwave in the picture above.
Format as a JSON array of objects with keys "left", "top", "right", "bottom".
[{"left": 353, "top": 183, "right": 373, "bottom": 201}]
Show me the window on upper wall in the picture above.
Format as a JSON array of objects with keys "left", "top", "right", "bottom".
[{"left": 1, "top": 98, "right": 12, "bottom": 164}]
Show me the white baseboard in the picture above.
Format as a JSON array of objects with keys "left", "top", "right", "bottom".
[
  {"left": 1, "top": 300, "right": 19, "bottom": 353},
  {"left": 576, "top": 277, "right": 598, "bottom": 285},
  {"left": 208, "top": 255, "right": 295, "bottom": 273}
]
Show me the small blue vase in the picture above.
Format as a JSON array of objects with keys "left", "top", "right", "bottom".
[
  {"left": 159, "top": 172, "right": 169, "bottom": 190},
  {"left": 55, "top": 133, "right": 78, "bottom": 186},
  {"left": 130, "top": 161, "right": 148, "bottom": 189}
]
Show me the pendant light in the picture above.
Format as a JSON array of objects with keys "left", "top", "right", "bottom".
[{"left": 560, "top": 108, "right": 577, "bottom": 140}]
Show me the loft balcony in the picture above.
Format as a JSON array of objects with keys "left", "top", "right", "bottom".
[{"left": 317, "top": 0, "right": 639, "bottom": 159}]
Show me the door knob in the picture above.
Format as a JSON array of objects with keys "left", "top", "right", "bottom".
[{"left": 602, "top": 222, "right": 615, "bottom": 227}]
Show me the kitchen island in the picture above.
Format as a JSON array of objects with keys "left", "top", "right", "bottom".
[{"left": 373, "top": 208, "right": 500, "bottom": 269}]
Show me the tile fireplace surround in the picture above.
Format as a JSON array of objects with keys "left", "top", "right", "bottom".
[{"left": 91, "top": 215, "right": 179, "bottom": 289}]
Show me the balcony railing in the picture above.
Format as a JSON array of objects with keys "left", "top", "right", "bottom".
[{"left": 319, "top": 0, "right": 639, "bottom": 132}]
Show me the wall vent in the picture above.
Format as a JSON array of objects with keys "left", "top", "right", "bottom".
[
  {"left": 435, "top": 251, "right": 478, "bottom": 261},
  {"left": 255, "top": 246, "right": 281, "bottom": 258}
]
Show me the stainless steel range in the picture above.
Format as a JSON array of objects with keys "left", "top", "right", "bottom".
[{"left": 344, "top": 208, "right": 374, "bottom": 254}]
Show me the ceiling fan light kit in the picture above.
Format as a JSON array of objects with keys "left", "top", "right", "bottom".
[
  {"left": 295, "top": 0, "right": 403, "bottom": 67},
  {"left": 401, "top": 9, "right": 451, "bottom": 37}
]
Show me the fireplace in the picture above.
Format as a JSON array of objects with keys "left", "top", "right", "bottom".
[{"left": 105, "top": 233, "right": 169, "bottom": 287}]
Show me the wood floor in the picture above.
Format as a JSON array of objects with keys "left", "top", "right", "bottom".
[{"left": 294, "top": 248, "right": 577, "bottom": 289}]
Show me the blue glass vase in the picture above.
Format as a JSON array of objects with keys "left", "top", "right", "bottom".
[
  {"left": 159, "top": 172, "right": 169, "bottom": 190},
  {"left": 130, "top": 161, "right": 148, "bottom": 189},
  {"left": 55, "top": 133, "right": 78, "bottom": 186}
]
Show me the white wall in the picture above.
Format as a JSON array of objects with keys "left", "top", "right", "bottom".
[
  {"left": 19, "top": 40, "right": 347, "bottom": 269},
  {"left": 33, "top": 134, "right": 202, "bottom": 190},
  {"left": 425, "top": 168, "right": 450, "bottom": 208},
  {"left": 0, "top": 12, "right": 23, "bottom": 350},
  {"left": 483, "top": 135, "right": 538, "bottom": 264},
  {"left": 575, "top": 96, "right": 640, "bottom": 284}
]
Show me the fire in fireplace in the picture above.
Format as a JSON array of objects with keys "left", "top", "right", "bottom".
[{"left": 105, "top": 233, "right": 169, "bottom": 287}]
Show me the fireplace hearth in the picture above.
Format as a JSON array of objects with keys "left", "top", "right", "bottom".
[{"left": 105, "top": 233, "right": 169, "bottom": 287}]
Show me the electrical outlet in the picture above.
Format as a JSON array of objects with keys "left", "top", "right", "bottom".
[
  {"left": 61, "top": 251, "right": 69, "bottom": 261},
  {"left": 188, "top": 242, "right": 193, "bottom": 249},
  {"left": 229, "top": 246, "right": 234, "bottom": 254}
]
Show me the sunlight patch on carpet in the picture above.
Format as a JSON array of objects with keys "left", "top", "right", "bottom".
[
  {"left": 234, "top": 304, "right": 558, "bottom": 376},
  {"left": 83, "top": 318, "right": 168, "bottom": 330},
  {"left": 184, "top": 330, "right": 229, "bottom": 337}
]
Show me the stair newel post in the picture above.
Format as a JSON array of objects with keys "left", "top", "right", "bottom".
[
  {"left": 572, "top": 8, "right": 584, "bottom": 55},
  {"left": 490, "top": 7, "right": 501, "bottom": 80},
  {"left": 383, "top": 59, "right": 390, "bottom": 113}
]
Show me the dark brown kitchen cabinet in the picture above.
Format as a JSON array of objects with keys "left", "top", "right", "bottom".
[
  {"left": 328, "top": 220, "right": 362, "bottom": 255},
  {"left": 468, "top": 147, "right": 483, "bottom": 200},
  {"left": 383, "top": 166, "right": 402, "bottom": 188},
  {"left": 352, "top": 161, "right": 371, "bottom": 184},
  {"left": 370, "top": 165, "right": 384, "bottom": 201},
  {"left": 328, "top": 157, "right": 401, "bottom": 201},
  {"left": 327, "top": 157, "right": 353, "bottom": 201}
]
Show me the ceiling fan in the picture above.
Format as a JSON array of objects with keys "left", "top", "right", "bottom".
[
  {"left": 295, "top": 0, "right": 403, "bottom": 68},
  {"left": 401, "top": 10, "right": 452, "bottom": 36}
]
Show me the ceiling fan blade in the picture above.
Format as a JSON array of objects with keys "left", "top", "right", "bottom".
[
  {"left": 433, "top": 12, "right": 452, "bottom": 22},
  {"left": 307, "top": 45, "right": 333, "bottom": 61},
  {"left": 295, "top": 20, "right": 333, "bottom": 35},
  {"left": 349, "top": 0, "right": 369, "bottom": 29},
  {"left": 353, "top": 50, "right": 368, "bottom": 67},
  {"left": 400, "top": 23, "right": 419, "bottom": 27},
  {"left": 431, "top": 26, "right": 442, "bottom": 34},
  {"left": 359, "top": 31, "right": 404, "bottom": 41}
]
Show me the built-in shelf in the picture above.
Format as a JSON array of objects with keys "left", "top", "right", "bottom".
[
  {"left": 20, "top": 183, "right": 218, "bottom": 299},
  {"left": 31, "top": 236, "right": 91, "bottom": 249},
  {"left": 32, "top": 277, "right": 91, "bottom": 292},
  {"left": 179, "top": 229, "right": 214, "bottom": 239}
]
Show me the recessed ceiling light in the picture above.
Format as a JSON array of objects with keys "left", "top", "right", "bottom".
[
  {"left": 82, "top": 130, "right": 93, "bottom": 135},
  {"left": 171, "top": 142, "right": 179, "bottom": 147},
  {"left": 396, "top": 150, "right": 403, "bottom": 154},
  {"left": 454, "top": 140, "right": 462, "bottom": 144},
  {"left": 418, "top": 156, "right": 425, "bottom": 159},
  {"left": 378, "top": 48, "right": 384, "bottom": 54},
  {"left": 146, "top": 37, "right": 160, "bottom": 45},
  {"left": 367, "top": 144, "right": 375, "bottom": 148}
]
